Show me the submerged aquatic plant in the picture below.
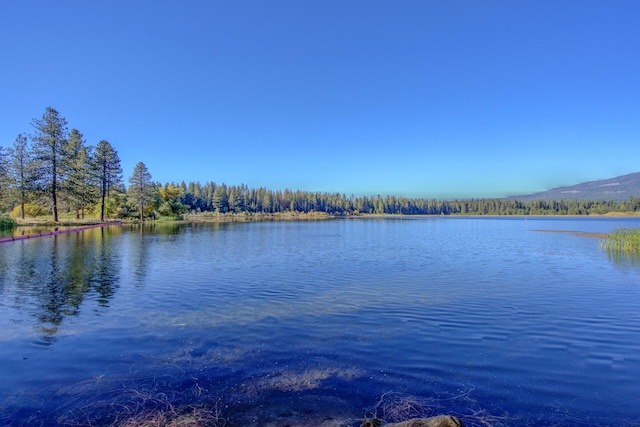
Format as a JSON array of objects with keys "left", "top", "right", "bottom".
[
  {"left": 364, "top": 390, "right": 510, "bottom": 427},
  {"left": 601, "top": 228, "right": 640, "bottom": 252},
  {"left": 115, "top": 400, "right": 225, "bottom": 427},
  {"left": 47, "top": 375, "right": 226, "bottom": 427}
]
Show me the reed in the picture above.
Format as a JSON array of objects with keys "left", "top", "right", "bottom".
[{"left": 602, "top": 228, "right": 640, "bottom": 252}]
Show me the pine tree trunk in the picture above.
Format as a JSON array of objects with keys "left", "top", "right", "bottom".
[
  {"left": 52, "top": 148, "right": 58, "bottom": 222},
  {"left": 101, "top": 193, "right": 106, "bottom": 222},
  {"left": 52, "top": 185, "right": 58, "bottom": 222},
  {"left": 101, "top": 162, "right": 107, "bottom": 222}
]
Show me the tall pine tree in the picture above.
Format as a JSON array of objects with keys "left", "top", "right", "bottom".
[
  {"left": 7, "top": 134, "right": 34, "bottom": 219},
  {"left": 93, "top": 140, "right": 123, "bottom": 222},
  {"left": 31, "top": 107, "right": 68, "bottom": 222},
  {"left": 0, "top": 146, "right": 9, "bottom": 212},
  {"left": 128, "top": 162, "right": 153, "bottom": 221},
  {"left": 63, "top": 129, "right": 96, "bottom": 219}
]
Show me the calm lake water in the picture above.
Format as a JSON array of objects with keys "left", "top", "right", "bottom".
[{"left": 1, "top": 217, "right": 639, "bottom": 426}]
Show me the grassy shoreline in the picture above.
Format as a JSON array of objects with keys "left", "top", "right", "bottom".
[
  {"left": 9, "top": 211, "right": 340, "bottom": 227},
  {"left": 9, "top": 210, "right": 640, "bottom": 227}
]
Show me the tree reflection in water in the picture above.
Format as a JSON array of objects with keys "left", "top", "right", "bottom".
[{"left": 0, "top": 226, "right": 123, "bottom": 344}]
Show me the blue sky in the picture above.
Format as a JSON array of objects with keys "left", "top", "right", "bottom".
[{"left": 1, "top": 1, "right": 638, "bottom": 199}]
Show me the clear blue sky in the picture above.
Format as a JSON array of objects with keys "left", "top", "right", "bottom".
[{"left": 1, "top": 1, "right": 638, "bottom": 199}]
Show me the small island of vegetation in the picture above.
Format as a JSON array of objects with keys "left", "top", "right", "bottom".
[{"left": 602, "top": 228, "right": 640, "bottom": 252}]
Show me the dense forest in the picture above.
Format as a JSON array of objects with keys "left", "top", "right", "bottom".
[{"left": 2, "top": 107, "right": 640, "bottom": 222}]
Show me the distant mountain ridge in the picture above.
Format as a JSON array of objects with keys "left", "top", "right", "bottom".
[{"left": 510, "top": 171, "right": 640, "bottom": 201}]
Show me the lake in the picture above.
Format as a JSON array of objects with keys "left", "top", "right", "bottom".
[{"left": 1, "top": 217, "right": 639, "bottom": 426}]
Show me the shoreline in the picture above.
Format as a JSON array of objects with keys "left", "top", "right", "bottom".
[
  {"left": 0, "top": 221, "right": 122, "bottom": 244},
  {"left": 6, "top": 211, "right": 640, "bottom": 226},
  {"left": 356, "top": 212, "right": 640, "bottom": 219},
  {"left": 3, "top": 211, "right": 639, "bottom": 242}
]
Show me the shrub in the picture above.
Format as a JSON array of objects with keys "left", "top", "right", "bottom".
[
  {"left": 9, "top": 204, "right": 48, "bottom": 218},
  {"left": 0, "top": 216, "right": 17, "bottom": 230}
]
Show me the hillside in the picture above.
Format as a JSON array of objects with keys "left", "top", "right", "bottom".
[{"left": 510, "top": 171, "right": 640, "bottom": 201}]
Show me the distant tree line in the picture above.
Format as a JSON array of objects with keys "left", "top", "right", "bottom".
[
  {"left": 2, "top": 107, "right": 640, "bottom": 221},
  {"left": 171, "top": 182, "right": 640, "bottom": 216}
]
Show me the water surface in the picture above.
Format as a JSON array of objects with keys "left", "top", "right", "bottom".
[{"left": 1, "top": 217, "right": 639, "bottom": 426}]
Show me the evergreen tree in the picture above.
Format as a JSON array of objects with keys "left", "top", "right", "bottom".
[
  {"left": 228, "top": 185, "right": 245, "bottom": 213},
  {"left": 63, "top": 129, "right": 96, "bottom": 219},
  {"left": 128, "top": 162, "right": 153, "bottom": 221},
  {"left": 93, "top": 140, "right": 123, "bottom": 222},
  {"left": 0, "top": 146, "right": 9, "bottom": 212},
  {"left": 212, "top": 183, "right": 228, "bottom": 213},
  {"left": 7, "top": 134, "right": 35, "bottom": 218},
  {"left": 0, "top": 147, "right": 6, "bottom": 181},
  {"left": 205, "top": 182, "right": 216, "bottom": 211},
  {"left": 31, "top": 107, "right": 68, "bottom": 222}
]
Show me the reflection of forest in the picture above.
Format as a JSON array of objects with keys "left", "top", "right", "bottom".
[{"left": 0, "top": 227, "right": 124, "bottom": 343}]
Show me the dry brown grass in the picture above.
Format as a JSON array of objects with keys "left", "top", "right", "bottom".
[{"left": 364, "top": 391, "right": 510, "bottom": 427}]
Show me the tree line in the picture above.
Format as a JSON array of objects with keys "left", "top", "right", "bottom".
[
  {"left": 170, "top": 183, "right": 640, "bottom": 216},
  {"left": 0, "top": 107, "right": 154, "bottom": 222},
  {"left": 2, "top": 107, "right": 640, "bottom": 222}
]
